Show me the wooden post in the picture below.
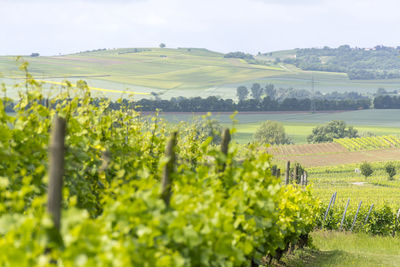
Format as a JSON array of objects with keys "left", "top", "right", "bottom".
[
  {"left": 304, "top": 172, "right": 308, "bottom": 186},
  {"left": 220, "top": 128, "right": 231, "bottom": 172},
  {"left": 99, "top": 150, "right": 111, "bottom": 173},
  {"left": 47, "top": 116, "right": 66, "bottom": 230},
  {"left": 285, "top": 161, "right": 290, "bottom": 185},
  {"left": 332, "top": 192, "right": 337, "bottom": 207},
  {"left": 351, "top": 201, "right": 362, "bottom": 232},
  {"left": 161, "top": 131, "right": 177, "bottom": 208},
  {"left": 323, "top": 192, "right": 336, "bottom": 227},
  {"left": 364, "top": 204, "right": 374, "bottom": 226},
  {"left": 340, "top": 198, "right": 350, "bottom": 230},
  {"left": 293, "top": 164, "right": 298, "bottom": 184},
  {"left": 392, "top": 208, "right": 400, "bottom": 237},
  {"left": 277, "top": 169, "right": 281, "bottom": 178},
  {"left": 221, "top": 128, "right": 231, "bottom": 156}
]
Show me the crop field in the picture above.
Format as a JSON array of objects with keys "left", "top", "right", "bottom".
[
  {"left": 308, "top": 163, "right": 400, "bottom": 208},
  {"left": 269, "top": 136, "right": 400, "bottom": 167},
  {"left": 268, "top": 142, "right": 347, "bottom": 156},
  {"left": 334, "top": 135, "right": 400, "bottom": 151},
  {"left": 2, "top": 48, "right": 400, "bottom": 101}
]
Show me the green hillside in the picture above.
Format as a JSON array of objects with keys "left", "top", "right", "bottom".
[{"left": 1, "top": 47, "right": 400, "bottom": 99}]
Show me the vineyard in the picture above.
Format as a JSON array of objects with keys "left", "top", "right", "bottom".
[
  {"left": 334, "top": 135, "right": 400, "bottom": 151},
  {"left": 0, "top": 75, "right": 319, "bottom": 266},
  {"left": 268, "top": 135, "right": 400, "bottom": 167}
]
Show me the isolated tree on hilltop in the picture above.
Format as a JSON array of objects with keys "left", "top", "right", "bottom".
[
  {"left": 159, "top": 43, "right": 166, "bottom": 48},
  {"left": 251, "top": 83, "right": 263, "bottom": 100},
  {"left": 254, "top": 120, "right": 291, "bottom": 145},
  {"left": 307, "top": 120, "right": 359, "bottom": 143},
  {"left": 236, "top": 86, "right": 249, "bottom": 101}
]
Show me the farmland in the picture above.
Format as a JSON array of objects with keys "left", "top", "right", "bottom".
[
  {"left": 2, "top": 47, "right": 400, "bottom": 100},
  {"left": 3, "top": 49, "right": 400, "bottom": 267},
  {"left": 157, "top": 109, "right": 400, "bottom": 144},
  {"left": 268, "top": 135, "right": 400, "bottom": 167}
]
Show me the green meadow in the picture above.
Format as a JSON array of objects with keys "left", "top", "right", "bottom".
[
  {"left": 283, "top": 231, "right": 400, "bottom": 267},
  {"left": 158, "top": 109, "right": 400, "bottom": 144}
]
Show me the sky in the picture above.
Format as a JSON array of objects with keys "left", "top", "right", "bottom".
[{"left": 1, "top": 0, "right": 400, "bottom": 56}]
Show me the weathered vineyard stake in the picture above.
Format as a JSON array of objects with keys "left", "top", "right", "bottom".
[
  {"left": 392, "top": 208, "right": 400, "bottom": 237},
  {"left": 47, "top": 116, "right": 66, "bottom": 230},
  {"left": 285, "top": 161, "right": 290, "bottom": 185},
  {"left": 220, "top": 128, "right": 231, "bottom": 172},
  {"left": 332, "top": 192, "right": 337, "bottom": 207},
  {"left": 161, "top": 131, "right": 178, "bottom": 208},
  {"left": 221, "top": 128, "right": 231, "bottom": 155},
  {"left": 364, "top": 204, "right": 374, "bottom": 226},
  {"left": 304, "top": 172, "right": 308, "bottom": 186},
  {"left": 99, "top": 150, "right": 111, "bottom": 173},
  {"left": 340, "top": 198, "right": 350, "bottom": 230},
  {"left": 323, "top": 192, "right": 336, "bottom": 227},
  {"left": 351, "top": 201, "right": 362, "bottom": 232}
]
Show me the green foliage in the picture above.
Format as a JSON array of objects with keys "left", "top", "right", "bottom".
[
  {"left": 360, "top": 162, "right": 374, "bottom": 178},
  {"left": 385, "top": 162, "right": 396, "bottom": 180},
  {"left": 317, "top": 203, "right": 397, "bottom": 236},
  {"left": 296, "top": 45, "right": 400, "bottom": 80},
  {"left": 307, "top": 120, "right": 359, "bottom": 143},
  {"left": 224, "top": 51, "right": 254, "bottom": 60},
  {"left": 254, "top": 120, "right": 291, "bottom": 145},
  {"left": 0, "top": 70, "right": 318, "bottom": 266},
  {"left": 193, "top": 117, "right": 223, "bottom": 145}
]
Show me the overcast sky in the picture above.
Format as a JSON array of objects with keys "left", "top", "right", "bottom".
[{"left": 1, "top": 0, "right": 400, "bottom": 56}]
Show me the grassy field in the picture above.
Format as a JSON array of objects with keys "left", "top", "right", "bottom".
[
  {"left": 157, "top": 109, "right": 400, "bottom": 144},
  {"left": 2, "top": 47, "right": 400, "bottom": 100},
  {"left": 282, "top": 231, "right": 400, "bottom": 267}
]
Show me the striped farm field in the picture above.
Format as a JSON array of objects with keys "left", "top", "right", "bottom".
[
  {"left": 273, "top": 148, "right": 400, "bottom": 167},
  {"left": 334, "top": 135, "right": 400, "bottom": 151},
  {"left": 269, "top": 135, "right": 400, "bottom": 167},
  {"left": 267, "top": 142, "right": 347, "bottom": 156}
]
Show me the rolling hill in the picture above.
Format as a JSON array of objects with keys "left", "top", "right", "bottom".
[{"left": 1, "top": 47, "right": 400, "bottom": 99}]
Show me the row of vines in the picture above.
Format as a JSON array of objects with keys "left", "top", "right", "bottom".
[
  {"left": 0, "top": 73, "right": 319, "bottom": 266},
  {"left": 334, "top": 135, "right": 400, "bottom": 151}
]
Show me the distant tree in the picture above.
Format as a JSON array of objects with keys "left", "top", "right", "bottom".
[
  {"left": 360, "top": 162, "right": 373, "bottom": 179},
  {"left": 159, "top": 43, "right": 166, "bottom": 48},
  {"left": 236, "top": 86, "right": 249, "bottom": 101},
  {"left": 385, "top": 162, "right": 396, "bottom": 180},
  {"left": 224, "top": 52, "right": 254, "bottom": 60},
  {"left": 250, "top": 83, "right": 263, "bottom": 100},
  {"left": 30, "top": 53, "right": 39, "bottom": 57},
  {"left": 264, "top": 84, "right": 276, "bottom": 99},
  {"left": 307, "top": 120, "right": 359, "bottom": 143},
  {"left": 254, "top": 120, "right": 291, "bottom": 145}
]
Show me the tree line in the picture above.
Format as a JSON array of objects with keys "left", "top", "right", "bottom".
[
  {"left": 5, "top": 85, "right": 400, "bottom": 113},
  {"left": 124, "top": 96, "right": 370, "bottom": 112},
  {"left": 290, "top": 45, "right": 400, "bottom": 80},
  {"left": 374, "top": 95, "right": 400, "bottom": 109}
]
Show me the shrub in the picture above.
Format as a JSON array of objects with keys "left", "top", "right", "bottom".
[
  {"left": 360, "top": 162, "right": 373, "bottom": 178},
  {"left": 385, "top": 162, "right": 396, "bottom": 180}
]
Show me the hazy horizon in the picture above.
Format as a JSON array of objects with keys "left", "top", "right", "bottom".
[{"left": 2, "top": 0, "right": 400, "bottom": 56}]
